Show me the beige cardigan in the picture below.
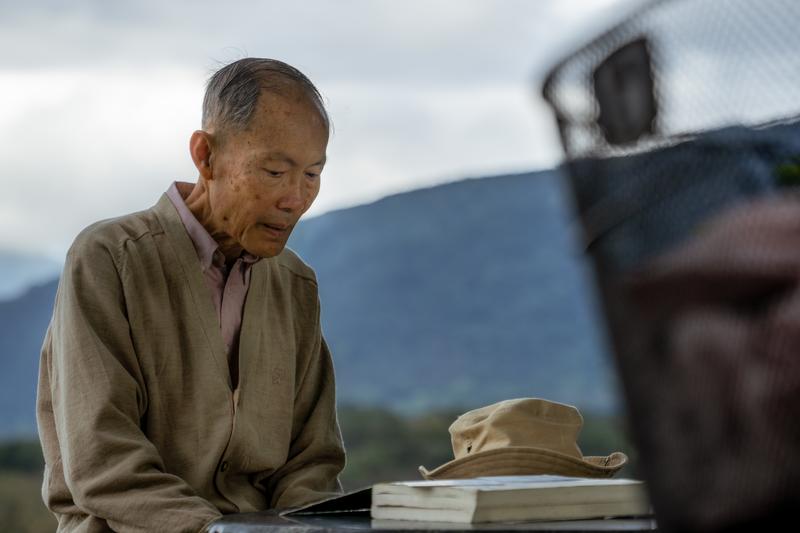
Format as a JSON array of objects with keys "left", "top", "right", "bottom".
[{"left": 36, "top": 193, "right": 346, "bottom": 532}]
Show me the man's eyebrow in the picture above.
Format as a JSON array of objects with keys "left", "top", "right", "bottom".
[{"left": 265, "top": 152, "right": 326, "bottom": 167}]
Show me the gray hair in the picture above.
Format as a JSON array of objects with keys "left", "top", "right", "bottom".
[{"left": 202, "top": 58, "right": 330, "bottom": 140}]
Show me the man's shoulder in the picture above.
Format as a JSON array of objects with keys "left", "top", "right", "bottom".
[
  {"left": 271, "top": 247, "right": 318, "bottom": 287},
  {"left": 67, "top": 206, "right": 161, "bottom": 264}
]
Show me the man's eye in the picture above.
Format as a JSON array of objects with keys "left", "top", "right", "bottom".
[
  {"left": 305, "top": 172, "right": 320, "bottom": 179},
  {"left": 263, "top": 169, "right": 284, "bottom": 177}
]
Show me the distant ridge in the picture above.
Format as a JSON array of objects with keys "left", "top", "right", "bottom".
[
  {"left": 0, "top": 170, "right": 620, "bottom": 437},
  {"left": 0, "top": 251, "right": 61, "bottom": 301},
  {"left": 288, "top": 169, "right": 618, "bottom": 414},
  {"left": 0, "top": 277, "right": 57, "bottom": 436}
]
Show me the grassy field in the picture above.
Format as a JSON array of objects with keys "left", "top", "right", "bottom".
[
  {"left": 0, "top": 406, "right": 637, "bottom": 530},
  {"left": 0, "top": 471, "right": 55, "bottom": 533}
]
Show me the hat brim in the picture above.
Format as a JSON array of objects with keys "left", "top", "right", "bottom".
[{"left": 418, "top": 446, "right": 628, "bottom": 480}]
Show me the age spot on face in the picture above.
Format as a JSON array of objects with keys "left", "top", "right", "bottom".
[{"left": 255, "top": 194, "right": 261, "bottom": 200}]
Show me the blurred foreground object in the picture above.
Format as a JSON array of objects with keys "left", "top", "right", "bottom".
[
  {"left": 542, "top": 0, "right": 800, "bottom": 531},
  {"left": 625, "top": 196, "right": 800, "bottom": 531}
]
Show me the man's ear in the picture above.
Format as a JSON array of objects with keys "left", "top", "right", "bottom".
[{"left": 189, "top": 130, "right": 215, "bottom": 181}]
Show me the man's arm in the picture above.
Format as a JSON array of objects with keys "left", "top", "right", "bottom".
[
  {"left": 44, "top": 233, "right": 222, "bottom": 532},
  {"left": 263, "top": 297, "right": 346, "bottom": 509}
]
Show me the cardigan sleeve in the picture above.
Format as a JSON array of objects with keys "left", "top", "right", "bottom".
[
  {"left": 46, "top": 233, "right": 222, "bottom": 532},
  {"left": 265, "top": 298, "right": 346, "bottom": 509}
]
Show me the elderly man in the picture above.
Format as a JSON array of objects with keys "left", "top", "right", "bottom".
[{"left": 36, "top": 58, "right": 346, "bottom": 532}]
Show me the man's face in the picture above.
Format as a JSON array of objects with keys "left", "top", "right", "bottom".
[{"left": 208, "top": 90, "right": 328, "bottom": 258}]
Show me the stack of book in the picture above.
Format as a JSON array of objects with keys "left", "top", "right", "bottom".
[{"left": 370, "top": 475, "right": 651, "bottom": 524}]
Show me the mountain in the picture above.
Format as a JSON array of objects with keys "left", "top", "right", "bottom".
[
  {"left": 0, "top": 169, "right": 620, "bottom": 438},
  {"left": 287, "top": 170, "right": 617, "bottom": 413},
  {"left": 0, "top": 251, "right": 61, "bottom": 301},
  {"left": 0, "top": 278, "right": 58, "bottom": 436}
]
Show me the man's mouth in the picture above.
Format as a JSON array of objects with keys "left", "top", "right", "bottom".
[{"left": 260, "top": 222, "right": 290, "bottom": 233}]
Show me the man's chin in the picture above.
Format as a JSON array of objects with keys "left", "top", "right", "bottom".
[{"left": 245, "top": 241, "right": 287, "bottom": 259}]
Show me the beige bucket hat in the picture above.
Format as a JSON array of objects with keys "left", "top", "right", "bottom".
[{"left": 418, "top": 398, "right": 628, "bottom": 480}]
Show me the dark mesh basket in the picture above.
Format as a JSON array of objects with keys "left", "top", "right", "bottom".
[
  {"left": 542, "top": 0, "right": 800, "bottom": 530},
  {"left": 544, "top": 0, "right": 800, "bottom": 270}
]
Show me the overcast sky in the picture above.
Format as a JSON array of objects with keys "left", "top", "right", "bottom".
[{"left": 0, "top": 0, "right": 636, "bottom": 260}]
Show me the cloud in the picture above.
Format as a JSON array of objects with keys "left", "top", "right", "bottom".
[
  {"left": 0, "top": 66, "right": 202, "bottom": 257},
  {"left": 0, "top": 0, "right": 625, "bottom": 83},
  {"left": 0, "top": 0, "right": 630, "bottom": 259},
  {"left": 0, "top": 68, "right": 561, "bottom": 258}
]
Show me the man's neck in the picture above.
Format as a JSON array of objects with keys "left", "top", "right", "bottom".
[{"left": 180, "top": 180, "right": 244, "bottom": 263}]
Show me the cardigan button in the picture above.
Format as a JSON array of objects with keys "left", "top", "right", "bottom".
[{"left": 220, "top": 461, "right": 229, "bottom": 472}]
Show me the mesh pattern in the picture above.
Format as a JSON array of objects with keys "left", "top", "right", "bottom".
[
  {"left": 544, "top": 0, "right": 800, "bottom": 160},
  {"left": 542, "top": 1, "right": 800, "bottom": 530},
  {"left": 543, "top": 0, "right": 800, "bottom": 272}
]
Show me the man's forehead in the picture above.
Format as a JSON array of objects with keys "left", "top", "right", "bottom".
[
  {"left": 244, "top": 100, "right": 329, "bottom": 142},
  {"left": 259, "top": 150, "right": 327, "bottom": 166},
  {"left": 252, "top": 89, "right": 327, "bottom": 124}
]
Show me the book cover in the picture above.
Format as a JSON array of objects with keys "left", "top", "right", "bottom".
[{"left": 370, "top": 475, "right": 651, "bottom": 524}]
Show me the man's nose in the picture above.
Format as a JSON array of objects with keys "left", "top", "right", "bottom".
[{"left": 276, "top": 174, "right": 306, "bottom": 213}]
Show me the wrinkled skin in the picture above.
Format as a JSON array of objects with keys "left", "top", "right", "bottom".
[{"left": 185, "top": 89, "right": 328, "bottom": 264}]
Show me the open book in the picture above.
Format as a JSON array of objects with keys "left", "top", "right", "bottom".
[{"left": 370, "top": 475, "right": 651, "bottom": 523}]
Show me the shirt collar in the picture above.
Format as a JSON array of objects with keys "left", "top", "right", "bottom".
[{"left": 166, "top": 181, "right": 260, "bottom": 272}]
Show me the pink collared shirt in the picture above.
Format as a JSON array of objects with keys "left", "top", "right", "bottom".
[{"left": 166, "top": 181, "right": 260, "bottom": 388}]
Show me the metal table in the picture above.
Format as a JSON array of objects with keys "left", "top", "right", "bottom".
[{"left": 209, "top": 513, "right": 658, "bottom": 532}]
